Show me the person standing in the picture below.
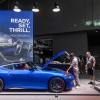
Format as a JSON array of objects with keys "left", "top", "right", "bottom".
[
  {"left": 66, "top": 53, "right": 80, "bottom": 87},
  {"left": 85, "top": 51, "right": 96, "bottom": 85}
]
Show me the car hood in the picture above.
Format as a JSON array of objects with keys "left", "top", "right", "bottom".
[
  {"left": 43, "top": 50, "right": 69, "bottom": 69},
  {"left": 41, "top": 68, "right": 74, "bottom": 79}
]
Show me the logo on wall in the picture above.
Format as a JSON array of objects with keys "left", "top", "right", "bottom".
[{"left": 0, "top": 11, "right": 33, "bottom": 65}]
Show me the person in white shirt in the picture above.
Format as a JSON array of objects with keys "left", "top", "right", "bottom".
[
  {"left": 85, "top": 51, "right": 96, "bottom": 85},
  {"left": 66, "top": 52, "right": 80, "bottom": 87}
]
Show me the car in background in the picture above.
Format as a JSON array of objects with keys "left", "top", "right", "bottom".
[{"left": 0, "top": 51, "right": 74, "bottom": 93}]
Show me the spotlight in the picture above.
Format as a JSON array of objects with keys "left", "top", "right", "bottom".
[
  {"left": 32, "top": 6, "right": 40, "bottom": 12},
  {"left": 32, "top": 3, "right": 40, "bottom": 12},
  {"left": 96, "top": 30, "right": 98, "bottom": 32},
  {"left": 52, "top": 2, "right": 61, "bottom": 12},
  {"left": 13, "top": 5, "right": 21, "bottom": 12},
  {"left": 13, "top": 2, "right": 21, "bottom": 12}
]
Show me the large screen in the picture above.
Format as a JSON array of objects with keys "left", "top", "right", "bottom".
[{"left": 0, "top": 11, "right": 33, "bottom": 65}]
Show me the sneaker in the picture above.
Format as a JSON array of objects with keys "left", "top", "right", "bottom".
[
  {"left": 88, "top": 82, "right": 93, "bottom": 84},
  {"left": 75, "top": 86, "right": 80, "bottom": 89},
  {"left": 76, "top": 84, "right": 80, "bottom": 87},
  {"left": 77, "top": 84, "right": 80, "bottom": 87}
]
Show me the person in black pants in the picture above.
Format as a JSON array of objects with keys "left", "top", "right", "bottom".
[{"left": 85, "top": 51, "right": 96, "bottom": 85}]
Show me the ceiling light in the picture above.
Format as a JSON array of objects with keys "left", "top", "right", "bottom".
[
  {"left": 32, "top": 6, "right": 40, "bottom": 12},
  {"left": 85, "top": 21, "right": 92, "bottom": 26},
  {"left": 96, "top": 30, "right": 98, "bottom": 32},
  {"left": 52, "top": 2, "right": 61, "bottom": 12},
  {"left": 32, "top": 2, "right": 39, "bottom": 13},
  {"left": 13, "top": 5, "right": 21, "bottom": 12}
]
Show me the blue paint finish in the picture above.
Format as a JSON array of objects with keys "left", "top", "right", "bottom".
[
  {"left": 0, "top": 51, "right": 74, "bottom": 91},
  {"left": 0, "top": 64, "right": 74, "bottom": 91}
]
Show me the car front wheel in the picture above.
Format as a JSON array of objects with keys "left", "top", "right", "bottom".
[
  {"left": 0, "top": 79, "right": 3, "bottom": 92},
  {"left": 49, "top": 77, "right": 65, "bottom": 93}
]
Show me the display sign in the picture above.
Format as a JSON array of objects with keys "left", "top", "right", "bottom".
[{"left": 0, "top": 11, "right": 33, "bottom": 65}]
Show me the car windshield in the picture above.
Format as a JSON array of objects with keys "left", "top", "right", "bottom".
[
  {"left": 13, "top": 62, "right": 42, "bottom": 70},
  {"left": 26, "top": 62, "right": 42, "bottom": 70}
]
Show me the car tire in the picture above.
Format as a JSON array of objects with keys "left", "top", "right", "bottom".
[
  {"left": 49, "top": 77, "right": 65, "bottom": 93},
  {"left": 0, "top": 79, "right": 3, "bottom": 92}
]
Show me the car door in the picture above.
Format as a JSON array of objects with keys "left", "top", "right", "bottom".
[
  {"left": 9, "top": 69, "right": 33, "bottom": 87},
  {"left": 8, "top": 64, "right": 41, "bottom": 88}
]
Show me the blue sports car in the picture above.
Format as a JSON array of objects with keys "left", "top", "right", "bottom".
[{"left": 0, "top": 51, "right": 74, "bottom": 93}]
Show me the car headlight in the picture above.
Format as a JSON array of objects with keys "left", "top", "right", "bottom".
[
  {"left": 68, "top": 75, "right": 72, "bottom": 79},
  {"left": 64, "top": 74, "right": 67, "bottom": 77},
  {"left": 64, "top": 74, "right": 71, "bottom": 77},
  {"left": 66, "top": 74, "right": 74, "bottom": 80}
]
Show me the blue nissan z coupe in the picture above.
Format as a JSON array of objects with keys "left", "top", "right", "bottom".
[{"left": 0, "top": 51, "right": 74, "bottom": 93}]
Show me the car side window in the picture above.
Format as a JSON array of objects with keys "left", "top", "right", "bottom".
[
  {"left": 4, "top": 65, "right": 14, "bottom": 70},
  {"left": 14, "top": 64, "right": 23, "bottom": 70},
  {"left": 13, "top": 63, "right": 31, "bottom": 70}
]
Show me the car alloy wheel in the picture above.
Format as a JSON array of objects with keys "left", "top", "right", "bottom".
[
  {"left": 0, "top": 79, "right": 3, "bottom": 92},
  {"left": 49, "top": 77, "right": 65, "bottom": 93}
]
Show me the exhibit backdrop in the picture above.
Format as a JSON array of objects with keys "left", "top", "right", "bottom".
[{"left": 0, "top": 11, "right": 33, "bottom": 65}]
